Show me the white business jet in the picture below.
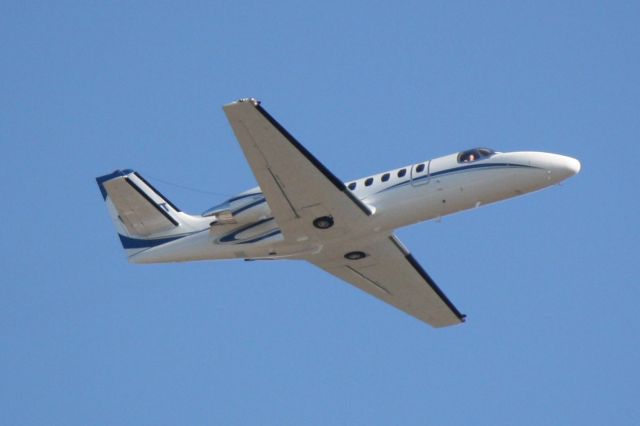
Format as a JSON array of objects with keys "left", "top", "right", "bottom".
[{"left": 97, "top": 98, "right": 580, "bottom": 327}]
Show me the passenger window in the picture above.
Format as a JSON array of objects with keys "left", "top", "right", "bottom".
[
  {"left": 365, "top": 177, "right": 373, "bottom": 186},
  {"left": 416, "top": 164, "right": 425, "bottom": 173},
  {"left": 398, "top": 169, "right": 406, "bottom": 178},
  {"left": 348, "top": 182, "right": 356, "bottom": 190},
  {"left": 381, "top": 173, "right": 390, "bottom": 182}
]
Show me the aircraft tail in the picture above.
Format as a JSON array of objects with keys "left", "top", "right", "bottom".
[{"left": 96, "top": 169, "right": 205, "bottom": 259}]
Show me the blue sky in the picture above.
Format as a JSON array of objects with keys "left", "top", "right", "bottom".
[{"left": 2, "top": 1, "right": 638, "bottom": 424}]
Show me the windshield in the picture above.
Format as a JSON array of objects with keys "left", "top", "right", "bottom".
[{"left": 457, "top": 147, "right": 495, "bottom": 163}]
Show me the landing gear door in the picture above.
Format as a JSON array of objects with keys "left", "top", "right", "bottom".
[{"left": 410, "top": 160, "right": 430, "bottom": 186}]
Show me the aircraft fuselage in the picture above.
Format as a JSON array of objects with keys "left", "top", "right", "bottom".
[
  {"left": 130, "top": 148, "right": 580, "bottom": 264},
  {"left": 97, "top": 98, "right": 582, "bottom": 327}
]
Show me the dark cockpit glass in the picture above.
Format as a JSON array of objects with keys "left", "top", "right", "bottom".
[{"left": 457, "top": 147, "right": 495, "bottom": 163}]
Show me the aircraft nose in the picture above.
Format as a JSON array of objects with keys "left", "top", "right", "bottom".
[
  {"left": 498, "top": 151, "right": 580, "bottom": 190},
  {"left": 566, "top": 156, "right": 581, "bottom": 175},
  {"left": 552, "top": 154, "right": 581, "bottom": 179}
]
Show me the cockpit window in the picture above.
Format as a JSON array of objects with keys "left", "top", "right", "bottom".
[{"left": 457, "top": 147, "right": 495, "bottom": 163}]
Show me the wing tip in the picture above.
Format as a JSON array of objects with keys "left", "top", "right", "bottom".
[
  {"left": 224, "top": 98, "right": 261, "bottom": 108},
  {"left": 404, "top": 253, "right": 467, "bottom": 322},
  {"left": 430, "top": 312, "right": 466, "bottom": 328}
]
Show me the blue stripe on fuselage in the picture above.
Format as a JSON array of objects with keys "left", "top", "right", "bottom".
[
  {"left": 374, "top": 162, "right": 538, "bottom": 195},
  {"left": 198, "top": 162, "right": 539, "bottom": 247},
  {"left": 232, "top": 197, "right": 266, "bottom": 215},
  {"left": 119, "top": 233, "right": 184, "bottom": 249}
]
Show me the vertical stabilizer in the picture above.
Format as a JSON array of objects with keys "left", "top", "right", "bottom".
[{"left": 96, "top": 170, "right": 206, "bottom": 259}]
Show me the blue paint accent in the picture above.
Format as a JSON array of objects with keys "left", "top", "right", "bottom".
[
  {"left": 218, "top": 218, "right": 279, "bottom": 244},
  {"left": 232, "top": 197, "right": 266, "bottom": 215},
  {"left": 377, "top": 162, "right": 538, "bottom": 195},
  {"left": 227, "top": 192, "right": 263, "bottom": 203},
  {"left": 219, "top": 218, "right": 274, "bottom": 243},
  {"left": 118, "top": 234, "right": 183, "bottom": 249},
  {"left": 96, "top": 169, "right": 131, "bottom": 200},
  {"left": 124, "top": 177, "right": 179, "bottom": 227},
  {"left": 132, "top": 171, "right": 181, "bottom": 212},
  {"left": 431, "top": 162, "right": 533, "bottom": 177}
]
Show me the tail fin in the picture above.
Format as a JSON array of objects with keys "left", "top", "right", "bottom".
[{"left": 96, "top": 169, "right": 202, "bottom": 258}]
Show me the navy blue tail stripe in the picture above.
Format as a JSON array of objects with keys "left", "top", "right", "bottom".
[
  {"left": 119, "top": 234, "right": 183, "bottom": 249},
  {"left": 133, "top": 172, "right": 181, "bottom": 212},
  {"left": 124, "top": 178, "right": 179, "bottom": 227}
]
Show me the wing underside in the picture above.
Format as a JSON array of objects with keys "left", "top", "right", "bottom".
[
  {"left": 307, "top": 234, "right": 465, "bottom": 327},
  {"left": 223, "top": 99, "right": 371, "bottom": 242},
  {"left": 223, "top": 99, "right": 464, "bottom": 327}
]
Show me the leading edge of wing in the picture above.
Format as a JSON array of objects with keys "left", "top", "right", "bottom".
[
  {"left": 309, "top": 234, "right": 466, "bottom": 327},
  {"left": 389, "top": 236, "right": 466, "bottom": 322},
  {"left": 228, "top": 98, "right": 371, "bottom": 217}
]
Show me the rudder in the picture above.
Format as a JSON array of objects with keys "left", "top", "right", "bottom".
[{"left": 96, "top": 169, "right": 197, "bottom": 257}]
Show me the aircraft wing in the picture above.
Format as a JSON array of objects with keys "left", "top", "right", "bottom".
[
  {"left": 224, "top": 99, "right": 463, "bottom": 327},
  {"left": 307, "top": 234, "right": 465, "bottom": 327},
  {"left": 223, "top": 99, "right": 371, "bottom": 241}
]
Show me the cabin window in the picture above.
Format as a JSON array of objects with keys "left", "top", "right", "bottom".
[
  {"left": 397, "top": 169, "right": 407, "bottom": 178},
  {"left": 348, "top": 182, "right": 356, "bottom": 190},
  {"left": 416, "top": 164, "right": 425, "bottom": 173},
  {"left": 365, "top": 177, "right": 374, "bottom": 186},
  {"left": 457, "top": 147, "right": 496, "bottom": 163},
  {"left": 381, "top": 173, "right": 390, "bottom": 182}
]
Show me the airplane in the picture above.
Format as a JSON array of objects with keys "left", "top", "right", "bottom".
[{"left": 96, "top": 98, "right": 580, "bottom": 328}]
